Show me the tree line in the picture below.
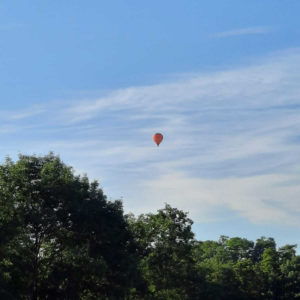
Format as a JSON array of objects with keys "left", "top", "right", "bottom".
[{"left": 0, "top": 154, "right": 299, "bottom": 299}]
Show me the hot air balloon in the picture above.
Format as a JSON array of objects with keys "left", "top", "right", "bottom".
[{"left": 153, "top": 133, "right": 163, "bottom": 146}]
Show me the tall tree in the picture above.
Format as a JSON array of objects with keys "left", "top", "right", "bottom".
[
  {"left": 128, "top": 204, "right": 202, "bottom": 299},
  {"left": 0, "top": 153, "right": 139, "bottom": 299},
  {"left": 252, "top": 237, "right": 276, "bottom": 263}
]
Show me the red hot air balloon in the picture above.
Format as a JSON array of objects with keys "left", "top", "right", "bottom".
[{"left": 153, "top": 133, "right": 163, "bottom": 146}]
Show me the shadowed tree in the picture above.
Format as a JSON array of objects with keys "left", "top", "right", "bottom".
[
  {"left": 1, "top": 153, "right": 300, "bottom": 299},
  {"left": 128, "top": 204, "right": 204, "bottom": 299},
  {"left": 0, "top": 153, "right": 140, "bottom": 300},
  {"left": 252, "top": 237, "right": 276, "bottom": 263}
]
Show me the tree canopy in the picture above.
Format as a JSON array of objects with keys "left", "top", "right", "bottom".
[{"left": 0, "top": 153, "right": 299, "bottom": 299}]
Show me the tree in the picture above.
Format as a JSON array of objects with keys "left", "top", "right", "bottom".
[
  {"left": 258, "top": 247, "right": 280, "bottom": 300},
  {"left": 129, "top": 204, "right": 202, "bottom": 299},
  {"left": 0, "top": 153, "right": 139, "bottom": 299},
  {"left": 226, "top": 237, "right": 254, "bottom": 262},
  {"left": 193, "top": 238, "right": 244, "bottom": 300},
  {"left": 1, "top": 153, "right": 300, "bottom": 299},
  {"left": 278, "top": 245, "right": 297, "bottom": 263},
  {"left": 252, "top": 237, "right": 276, "bottom": 263},
  {"left": 279, "top": 247, "right": 300, "bottom": 300}
]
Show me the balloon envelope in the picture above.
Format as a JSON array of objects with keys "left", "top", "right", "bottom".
[{"left": 153, "top": 133, "right": 163, "bottom": 146}]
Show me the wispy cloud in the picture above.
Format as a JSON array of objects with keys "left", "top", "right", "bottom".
[
  {"left": 1, "top": 48, "right": 300, "bottom": 229},
  {"left": 0, "top": 23, "right": 24, "bottom": 31},
  {"left": 213, "top": 26, "right": 271, "bottom": 38},
  {"left": 0, "top": 107, "right": 45, "bottom": 121},
  {"left": 141, "top": 170, "right": 300, "bottom": 226}
]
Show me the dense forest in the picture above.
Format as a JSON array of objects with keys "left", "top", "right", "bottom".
[{"left": 0, "top": 154, "right": 299, "bottom": 299}]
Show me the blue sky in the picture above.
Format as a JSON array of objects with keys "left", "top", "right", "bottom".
[{"left": 1, "top": 1, "right": 300, "bottom": 248}]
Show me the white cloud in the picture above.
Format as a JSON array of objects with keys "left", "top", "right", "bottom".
[
  {"left": 63, "top": 49, "right": 300, "bottom": 125},
  {"left": 0, "top": 23, "right": 24, "bottom": 31},
  {"left": 213, "top": 26, "right": 271, "bottom": 38},
  {"left": 0, "top": 106, "right": 45, "bottom": 122},
  {"left": 139, "top": 171, "right": 300, "bottom": 227},
  {"left": 1, "top": 48, "right": 300, "bottom": 228}
]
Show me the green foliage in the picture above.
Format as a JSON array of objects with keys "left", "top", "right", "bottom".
[
  {"left": 193, "top": 235, "right": 300, "bottom": 300},
  {"left": 128, "top": 204, "right": 204, "bottom": 299},
  {"left": 0, "top": 153, "right": 299, "bottom": 299},
  {"left": 0, "top": 153, "right": 139, "bottom": 299}
]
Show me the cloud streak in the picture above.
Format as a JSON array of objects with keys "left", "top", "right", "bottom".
[
  {"left": 1, "top": 48, "right": 300, "bottom": 229},
  {"left": 141, "top": 171, "right": 300, "bottom": 226},
  {"left": 213, "top": 26, "right": 271, "bottom": 38}
]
